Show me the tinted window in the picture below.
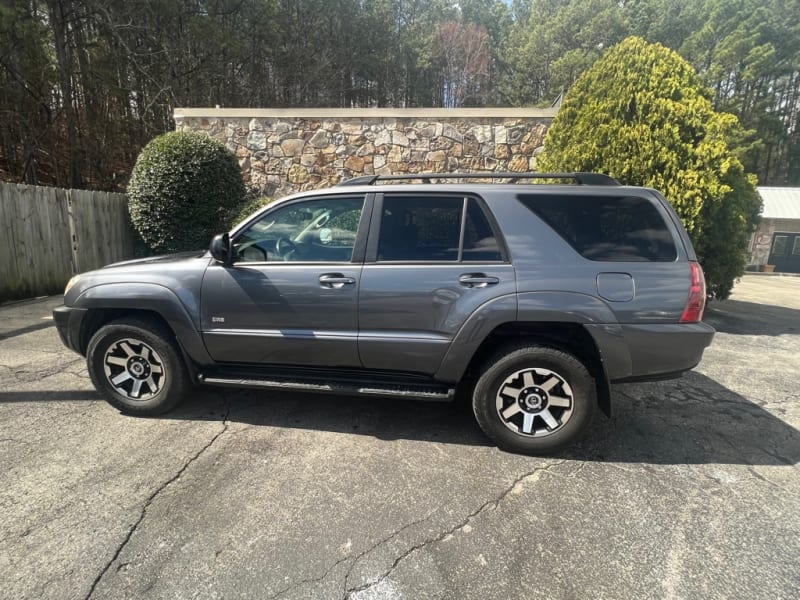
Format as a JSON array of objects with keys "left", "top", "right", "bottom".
[
  {"left": 234, "top": 196, "right": 364, "bottom": 262},
  {"left": 518, "top": 194, "right": 677, "bottom": 262},
  {"left": 376, "top": 196, "right": 504, "bottom": 262},
  {"left": 378, "top": 196, "right": 463, "bottom": 261},
  {"left": 463, "top": 199, "right": 502, "bottom": 261}
]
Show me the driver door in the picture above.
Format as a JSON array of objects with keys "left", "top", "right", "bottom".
[{"left": 200, "top": 194, "right": 370, "bottom": 367}]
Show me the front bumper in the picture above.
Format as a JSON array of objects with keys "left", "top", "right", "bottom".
[{"left": 53, "top": 305, "right": 88, "bottom": 354}]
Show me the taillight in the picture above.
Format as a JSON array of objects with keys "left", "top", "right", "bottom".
[{"left": 680, "top": 261, "right": 706, "bottom": 323}]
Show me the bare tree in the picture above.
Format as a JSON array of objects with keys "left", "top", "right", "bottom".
[{"left": 433, "top": 21, "right": 491, "bottom": 107}]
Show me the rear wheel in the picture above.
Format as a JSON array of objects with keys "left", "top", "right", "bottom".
[
  {"left": 86, "top": 317, "right": 189, "bottom": 415},
  {"left": 472, "top": 345, "right": 596, "bottom": 455}
]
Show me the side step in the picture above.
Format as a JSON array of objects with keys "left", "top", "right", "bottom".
[{"left": 198, "top": 369, "right": 455, "bottom": 401}]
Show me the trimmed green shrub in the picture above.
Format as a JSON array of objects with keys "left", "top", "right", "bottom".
[
  {"left": 538, "top": 36, "right": 761, "bottom": 299},
  {"left": 128, "top": 131, "right": 246, "bottom": 253},
  {"left": 231, "top": 196, "right": 275, "bottom": 227}
]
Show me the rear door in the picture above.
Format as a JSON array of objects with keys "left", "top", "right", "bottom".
[{"left": 357, "top": 193, "right": 516, "bottom": 374}]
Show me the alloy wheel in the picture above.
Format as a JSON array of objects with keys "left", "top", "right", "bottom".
[
  {"left": 102, "top": 338, "right": 165, "bottom": 400},
  {"left": 495, "top": 367, "right": 574, "bottom": 437}
]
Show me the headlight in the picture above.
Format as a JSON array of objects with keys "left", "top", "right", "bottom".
[{"left": 64, "top": 275, "right": 81, "bottom": 295}]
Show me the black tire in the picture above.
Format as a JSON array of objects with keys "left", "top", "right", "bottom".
[
  {"left": 86, "top": 317, "right": 189, "bottom": 416},
  {"left": 472, "top": 345, "right": 596, "bottom": 455}
]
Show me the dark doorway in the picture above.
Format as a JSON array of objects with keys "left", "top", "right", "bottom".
[{"left": 767, "top": 232, "right": 800, "bottom": 273}]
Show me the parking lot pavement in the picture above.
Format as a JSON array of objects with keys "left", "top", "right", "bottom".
[{"left": 0, "top": 275, "right": 798, "bottom": 600}]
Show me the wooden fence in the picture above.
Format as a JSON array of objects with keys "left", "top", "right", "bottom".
[{"left": 0, "top": 182, "right": 135, "bottom": 302}]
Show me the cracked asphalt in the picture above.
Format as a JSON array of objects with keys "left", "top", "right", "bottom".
[{"left": 1, "top": 274, "right": 798, "bottom": 600}]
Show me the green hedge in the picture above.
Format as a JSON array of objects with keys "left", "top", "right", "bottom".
[
  {"left": 128, "top": 132, "right": 246, "bottom": 253},
  {"left": 231, "top": 196, "right": 276, "bottom": 227}
]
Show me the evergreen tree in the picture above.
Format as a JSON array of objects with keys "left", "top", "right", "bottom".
[{"left": 538, "top": 36, "right": 761, "bottom": 299}]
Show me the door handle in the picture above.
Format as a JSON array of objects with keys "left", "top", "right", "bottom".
[
  {"left": 459, "top": 274, "right": 500, "bottom": 288},
  {"left": 319, "top": 274, "right": 356, "bottom": 288}
]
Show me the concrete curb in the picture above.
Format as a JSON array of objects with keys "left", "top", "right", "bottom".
[{"left": 743, "top": 271, "right": 800, "bottom": 278}]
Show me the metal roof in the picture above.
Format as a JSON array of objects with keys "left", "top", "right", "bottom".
[{"left": 758, "top": 187, "right": 800, "bottom": 220}]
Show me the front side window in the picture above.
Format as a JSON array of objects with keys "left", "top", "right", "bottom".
[{"left": 234, "top": 196, "right": 364, "bottom": 263}]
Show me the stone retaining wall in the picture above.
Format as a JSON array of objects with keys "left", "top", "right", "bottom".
[{"left": 174, "top": 108, "right": 557, "bottom": 197}]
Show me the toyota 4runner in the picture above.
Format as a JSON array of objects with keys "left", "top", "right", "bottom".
[{"left": 54, "top": 172, "right": 715, "bottom": 455}]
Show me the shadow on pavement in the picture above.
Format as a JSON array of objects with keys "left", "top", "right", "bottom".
[
  {"left": 170, "top": 388, "right": 495, "bottom": 448},
  {"left": 157, "top": 369, "right": 799, "bottom": 466},
  {"left": 0, "top": 390, "right": 100, "bottom": 402},
  {"left": 564, "top": 372, "right": 800, "bottom": 466},
  {"left": 4, "top": 372, "right": 797, "bottom": 465},
  {"left": 706, "top": 299, "right": 800, "bottom": 336},
  {"left": 0, "top": 322, "right": 55, "bottom": 341}
]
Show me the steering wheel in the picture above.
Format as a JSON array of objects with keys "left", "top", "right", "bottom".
[{"left": 275, "top": 237, "right": 298, "bottom": 260}]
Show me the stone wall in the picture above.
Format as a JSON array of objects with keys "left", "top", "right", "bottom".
[{"left": 174, "top": 108, "right": 557, "bottom": 197}]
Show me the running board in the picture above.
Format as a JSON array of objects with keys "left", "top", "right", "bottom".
[{"left": 198, "top": 374, "right": 455, "bottom": 401}]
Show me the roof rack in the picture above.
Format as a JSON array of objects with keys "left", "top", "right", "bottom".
[{"left": 338, "top": 172, "right": 620, "bottom": 186}]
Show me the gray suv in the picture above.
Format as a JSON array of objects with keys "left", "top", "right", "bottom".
[{"left": 54, "top": 173, "right": 714, "bottom": 455}]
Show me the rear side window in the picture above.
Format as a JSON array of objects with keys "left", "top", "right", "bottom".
[
  {"left": 463, "top": 199, "right": 503, "bottom": 261},
  {"left": 377, "top": 196, "right": 503, "bottom": 262},
  {"left": 378, "top": 196, "right": 462, "bottom": 261},
  {"left": 518, "top": 194, "right": 677, "bottom": 262}
]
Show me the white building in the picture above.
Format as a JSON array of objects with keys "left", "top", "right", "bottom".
[{"left": 749, "top": 187, "right": 800, "bottom": 273}]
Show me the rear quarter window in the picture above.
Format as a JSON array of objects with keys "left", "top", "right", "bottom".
[{"left": 518, "top": 194, "right": 677, "bottom": 262}]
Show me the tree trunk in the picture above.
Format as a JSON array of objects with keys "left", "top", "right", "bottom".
[{"left": 47, "top": 0, "right": 80, "bottom": 188}]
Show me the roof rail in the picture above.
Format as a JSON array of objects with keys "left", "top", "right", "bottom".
[{"left": 337, "top": 172, "right": 620, "bottom": 186}]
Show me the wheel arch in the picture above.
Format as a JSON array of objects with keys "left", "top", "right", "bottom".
[
  {"left": 436, "top": 291, "right": 621, "bottom": 416},
  {"left": 79, "top": 308, "right": 172, "bottom": 355},
  {"left": 73, "top": 283, "right": 213, "bottom": 368},
  {"left": 453, "top": 321, "right": 612, "bottom": 417}
]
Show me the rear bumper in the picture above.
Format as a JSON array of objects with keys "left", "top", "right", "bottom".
[
  {"left": 586, "top": 322, "right": 715, "bottom": 382},
  {"left": 53, "top": 305, "right": 87, "bottom": 354}
]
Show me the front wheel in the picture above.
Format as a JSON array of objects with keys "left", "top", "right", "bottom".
[
  {"left": 86, "top": 317, "right": 189, "bottom": 416},
  {"left": 472, "top": 345, "right": 596, "bottom": 455}
]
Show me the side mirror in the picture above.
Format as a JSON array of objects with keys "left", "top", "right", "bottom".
[{"left": 209, "top": 233, "right": 232, "bottom": 265}]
